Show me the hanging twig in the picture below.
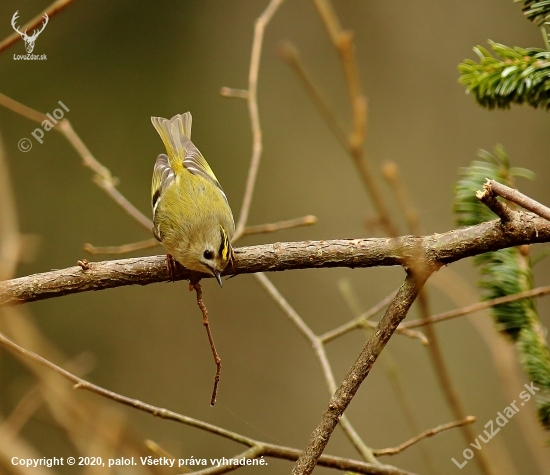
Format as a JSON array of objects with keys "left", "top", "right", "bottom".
[{"left": 190, "top": 282, "right": 222, "bottom": 406}]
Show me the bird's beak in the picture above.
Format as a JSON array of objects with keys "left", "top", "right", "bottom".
[{"left": 213, "top": 270, "right": 223, "bottom": 287}]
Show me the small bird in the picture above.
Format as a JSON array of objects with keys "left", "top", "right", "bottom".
[{"left": 151, "top": 112, "right": 234, "bottom": 286}]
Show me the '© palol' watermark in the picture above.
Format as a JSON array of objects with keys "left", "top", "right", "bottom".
[
  {"left": 451, "top": 382, "right": 539, "bottom": 469},
  {"left": 18, "top": 101, "right": 69, "bottom": 152}
]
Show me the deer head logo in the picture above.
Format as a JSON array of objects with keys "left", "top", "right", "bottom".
[{"left": 11, "top": 11, "right": 49, "bottom": 54}]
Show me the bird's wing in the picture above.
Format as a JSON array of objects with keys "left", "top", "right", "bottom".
[{"left": 151, "top": 153, "right": 175, "bottom": 214}]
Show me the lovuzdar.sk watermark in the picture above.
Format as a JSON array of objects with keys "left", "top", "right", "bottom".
[
  {"left": 451, "top": 382, "right": 540, "bottom": 469},
  {"left": 18, "top": 101, "right": 70, "bottom": 152},
  {"left": 11, "top": 10, "right": 48, "bottom": 60}
]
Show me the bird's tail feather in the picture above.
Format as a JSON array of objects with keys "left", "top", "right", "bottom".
[{"left": 151, "top": 113, "right": 192, "bottom": 166}]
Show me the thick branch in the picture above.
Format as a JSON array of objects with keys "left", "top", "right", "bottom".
[
  {"left": 291, "top": 270, "right": 430, "bottom": 474},
  {"left": 1, "top": 210, "right": 549, "bottom": 307}
]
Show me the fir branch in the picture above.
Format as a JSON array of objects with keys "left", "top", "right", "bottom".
[
  {"left": 458, "top": 41, "right": 550, "bottom": 109},
  {"left": 515, "top": 0, "right": 550, "bottom": 26},
  {"left": 454, "top": 146, "right": 550, "bottom": 430}
]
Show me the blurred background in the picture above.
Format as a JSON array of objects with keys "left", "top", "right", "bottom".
[{"left": 0, "top": 1, "right": 549, "bottom": 474}]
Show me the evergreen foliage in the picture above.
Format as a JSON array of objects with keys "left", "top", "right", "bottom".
[
  {"left": 516, "top": 0, "right": 550, "bottom": 25},
  {"left": 454, "top": 147, "right": 550, "bottom": 429},
  {"left": 458, "top": 42, "right": 550, "bottom": 110}
]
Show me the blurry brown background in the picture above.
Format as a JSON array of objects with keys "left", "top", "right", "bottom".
[{"left": 0, "top": 1, "right": 549, "bottom": 474}]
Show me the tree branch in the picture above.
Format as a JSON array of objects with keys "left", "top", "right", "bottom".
[
  {"left": 0, "top": 330, "right": 416, "bottom": 475},
  {"left": 401, "top": 284, "right": 550, "bottom": 329},
  {"left": 1, "top": 210, "right": 549, "bottom": 307},
  {"left": 484, "top": 179, "right": 550, "bottom": 222},
  {"left": 255, "top": 272, "right": 378, "bottom": 463},
  {"left": 373, "top": 416, "right": 476, "bottom": 457},
  {"left": 291, "top": 269, "right": 431, "bottom": 474}
]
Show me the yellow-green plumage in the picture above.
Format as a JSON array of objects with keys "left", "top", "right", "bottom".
[{"left": 151, "top": 113, "right": 234, "bottom": 285}]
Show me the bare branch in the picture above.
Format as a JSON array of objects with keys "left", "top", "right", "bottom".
[
  {"left": 220, "top": 87, "right": 249, "bottom": 99},
  {"left": 84, "top": 238, "right": 159, "bottom": 255},
  {"left": 232, "top": 0, "right": 286, "bottom": 239},
  {"left": 476, "top": 185, "right": 514, "bottom": 222},
  {"left": 2, "top": 210, "right": 550, "bottom": 306},
  {"left": 190, "top": 282, "right": 222, "bottom": 406},
  {"left": 278, "top": 41, "right": 348, "bottom": 148},
  {"left": 402, "top": 285, "right": 550, "bottom": 329},
  {"left": 311, "top": 0, "right": 398, "bottom": 237},
  {"left": 255, "top": 273, "right": 378, "bottom": 464},
  {"left": 0, "top": 93, "right": 152, "bottom": 230},
  {"left": 0, "top": 331, "right": 416, "bottom": 475},
  {"left": 292, "top": 270, "right": 431, "bottom": 475},
  {"left": 484, "top": 179, "right": 550, "bottom": 222},
  {"left": 373, "top": 417, "right": 476, "bottom": 457},
  {"left": 240, "top": 215, "right": 317, "bottom": 238}
]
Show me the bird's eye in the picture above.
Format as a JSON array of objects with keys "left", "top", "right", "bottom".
[{"left": 203, "top": 250, "right": 213, "bottom": 260}]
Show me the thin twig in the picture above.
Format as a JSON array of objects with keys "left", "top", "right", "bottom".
[
  {"left": 402, "top": 285, "right": 550, "bottom": 329},
  {"left": 292, "top": 270, "right": 431, "bottom": 475},
  {"left": 328, "top": 309, "right": 428, "bottom": 345},
  {"left": 373, "top": 417, "right": 476, "bottom": 457},
  {"left": 0, "top": 330, "right": 415, "bottom": 475},
  {"left": 1, "top": 384, "right": 43, "bottom": 436},
  {"left": 0, "top": 0, "right": 74, "bottom": 54},
  {"left": 0, "top": 133, "right": 22, "bottom": 281},
  {"left": 476, "top": 185, "right": 514, "bottom": 223},
  {"left": 255, "top": 273, "right": 379, "bottom": 464},
  {"left": 0, "top": 93, "right": 152, "bottom": 230},
  {"left": 240, "top": 215, "right": 317, "bottom": 238},
  {"left": 384, "top": 162, "right": 496, "bottom": 475},
  {"left": 382, "top": 161, "right": 420, "bottom": 235},
  {"left": 418, "top": 290, "right": 495, "bottom": 475},
  {"left": 191, "top": 447, "right": 263, "bottom": 475},
  {"left": 190, "top": 282, "right": 221, "bottom": 406},
  {"left": 320, "top": 292, "right": 396, "bottom": 342},
  {"left": 311, "top": 0, "right": 398, "bottom": 237},
  {"left": 484, "top": 179, "right": 550, "bottom": 222},
  {"left": 220, "top": 87, "right": 249, "bottom": 99},
  {"left": 320, "top": 290, "right": 428, "bottom": 345},
  {"left": 381, "top": 355, "right": 437, "bottom": 475},
  {"left": 232, "top": 0, "right": 286, "bottom": 240},
  {"left": 278, "top": 41, "right": 348, "bottom": 148},
  {"left": 84, "top": 238, "right": 159, "bottom": 255}
]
